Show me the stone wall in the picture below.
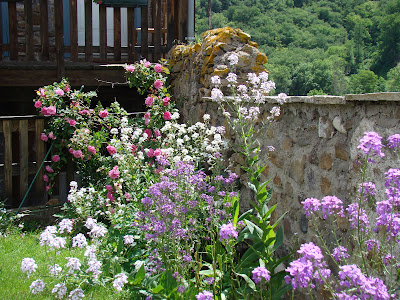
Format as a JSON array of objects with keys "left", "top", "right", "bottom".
[{"left": 168, "top": 27, "right": 400, "bottom": 246}]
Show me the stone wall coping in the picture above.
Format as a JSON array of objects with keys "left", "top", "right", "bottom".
[{"left": 202, "top": 92, "right": 400, "bottom": 105}]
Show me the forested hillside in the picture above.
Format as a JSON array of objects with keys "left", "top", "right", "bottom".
[{"left": 195, "top": 0, "right": 400, "bottom": 95}]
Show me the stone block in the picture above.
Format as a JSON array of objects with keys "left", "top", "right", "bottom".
[
  {"left": 335, "top": 143, "right": 348, "bottom": 161},
  {"left": 318, "top": 116, "right": 333, "bottom": 138},
  {"left": 320, "top": 153, "right": 332, "bottom": 170},
  {"left": 269, "top": 152, "right": 283, "bottom": 168},
  {"left": 320, "top": 177, "right": 331, "bottom": 195},
  {"left": 290, "top": 156, "right": 306, "bottom": 184},
  {"left": 281, "top": 137, "right": 293, "bottom": 150}
]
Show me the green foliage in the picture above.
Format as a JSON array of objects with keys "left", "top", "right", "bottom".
[
  {"left": 386, "top": 63, "right": 400, "bottom": 92},
  {"left": 348, "top": 69, "right": 380, "bottom": 94}
]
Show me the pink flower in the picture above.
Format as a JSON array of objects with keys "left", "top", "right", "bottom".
[
  {"left": 107, "top": 192, "right": 115, "bottom": 202},
  {"left": 46, "top": 185, "right": 50, "bottom": 191},
  {"left": 88, "top": 146, "right": 96, "bottom": 155},
  {"left": 125, "top": 192, "right": 131, "bottom": 199},
  {"left": 109, "top": 166, "right": 119, "bottom": 179},
  {"left": 145, "top": 96, "right": 154, "bottom": 106},
  {"left": 163, "top": 111, "right": 172, "bottom": 120},
  {"left": 43, "top": 175, "right": 49, "bottom": 182},
  {"left": 79, "top": 109, "right": 90, "bottom": 115},
  {"left": 163, "top": 97, "right": 170, "bottom": 106},
  {"left": 105, "top": 185, "right": 113, "bottom": 192},
  {"left": 144, "top": 61, "right": 151, "bottom": 68},
  {"left": 154, "top": 79, "right": 163, "bottom": 90},
  {"left": 64, "top": 86, "right": 70, "bottom": 93},
  {"left": 145, "top": 119, "right": 149, "bottom": 126},
  {"left": 46, "top": 106, "right": 57, "bottom": 116},
  {"left": 41, "top": 133, "right": 48, "bottom": 142},
  {"left": 106, "top": 145, "right": 117, "bottom": 155},
  {"left": 40, "top": 88, "right": 45, "bottom": 97},
  {"left": 48, "top": 132, "right": 56, "bottom": 140},
  {"left": 45, "top": 165, "right": 54, "bottom": 173},
  {"left": 55, "top": 88, "right": 64, "bottom": 96},
  {"left": 72, "top": 150, "right": 83, "bottom": 159},
  {"left": 52, "top": 155, "right": 60, "bottom": 162},
  {"left": 99, "top": 109, "right": 109, "bottom": 118},
  {"left": 68, "top": 119, "right": 77, "bottom": 126},
  {"left": 125, "top": 64, "right": 135, "bottom": 72},
  {"left": 69, "top": 148, "right": 74, "bottom": 154},
  {"left": 34, "top": 101, "right": 42, "bottom": 108},
  {"left": 154, "top": 148, "right": 161, "bottom": 156},
  {"left": 131, "top": 144, "right": 137, "bottom": 153},
  {"left": 144, "top": 129, "right": 152, "bottom": 139},
  {"left": 154, "top": 63, "right": 163, "bottom": 73},
  {"left": 154, "top": 129, "right": 161, "bottom": 137},
  {"left": 146, "top": 149, "right": 154, "bottom": 158}
]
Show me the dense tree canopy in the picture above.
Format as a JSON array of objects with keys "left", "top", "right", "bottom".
[{"left": 195, "top": 0, "right": 400, "bottom": 95}]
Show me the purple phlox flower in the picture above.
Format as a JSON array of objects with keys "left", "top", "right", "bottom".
[
  {"left": 333, "top": 291, "right": 359, "bottom": 300},
  {"left": 204, "top": 277, "right": 215, "bottom": 285},
  {"left": 301, "top": 197, "right": 321, "bottom": 216},
  {"left": 385, "top": 168, "right": 400, "bottom": 187},
  {"left": 346, "top": 203, "right": 369, "bottom": 233},
  {"left": 357, "top": 131, "right": 385, "bottom": 162},
  {"left": 113, "top": 273, "right": 128, "bottom": 291},
  {"left": 383, "top": 254, "right": 395, "bottom": 266},
  {"left": 72, "top": 233, "right": 87, "bottom": 248},
  {"left": 30, "top": 279, "right": 45, "bottom": 294},
  {"left": 177, "top": 286, "right": 186, "bottom": 294},
  {"left": 365, "top": 239, "right": 380, "bottom": 252},
  {"left": 358, "top": 182, "right": 377, "bottom": 199},
  {"left": 321, "top": 196, "right": 345, "bottom": 219},
  {"left": 219, "top": 223, "right": 238, "bottom": 242},
  {"left": 387, "top": 134, "right": 400, "bottom": 149},
  {"left": 58, "top": 218, "right": 73, "bottom": 233},
  {"left": 252, "top": 266, "right": 271, "bottom": 284},
  {"left": 332, "top": 246, "right": 350, "bottom": 262},
  {"left": 386, "top": 187, "right": 400, "bottom": 208},
  {"left": 285, "top": 242, "right": 331, "bottom": 290},
  {"left": 196, "top": 290, "right": 213, "bottom": 300}
]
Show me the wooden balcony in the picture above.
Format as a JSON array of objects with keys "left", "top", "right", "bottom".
[{"left": 0, "top": 0, "right": 190, "bottom": 87}]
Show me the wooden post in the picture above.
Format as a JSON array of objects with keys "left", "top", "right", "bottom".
[
  {"left": 127, "top": 7, "right": 136, "bottom": 61},
  {"left": 141, "top": 5, "right": 149, "bottom": 59},
  {"left": 154, "top": 0, "right": 162, "bottom": 61},
  {"left": 54, "top": 0, "right": 65, "bottom": 79},
  {"left": 3, "top": 121, "right": 13, "bottom": 205},
  {"left": 19, "top": 120, "right": 29, "bottom": 201},
  {"left": 40, "top": 0, "right": 49, "bottom": 60},
  {"left": 24, "top": 0, "right": 34, "bottom": 61},
  {"left": 35, "top": 119, "right": 46, "bottom": 204},
  {"left": 70, "top": 0, "right": 78, "bottom": 61},
  {"left": 8, "top": 2, "right": 18, "bottom": 60},
  {"left": 99, "top": 5, "right": 107, "bottom": 61},
  {"left": 114, "top": 8, "right": 121, "bottom": 61},
  {"left": 179, "top": 0, "right": 188, "bottom": 42},
  {"left": 167, "top": 0, "right": 175, "bottom": 49},
  {"left": 84, "top": 0, "right": 93, "bottom": 61}
]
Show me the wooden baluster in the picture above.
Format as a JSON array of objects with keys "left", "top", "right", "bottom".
[
  {"left": 84, "top": 0, "right": 93, "bottom": 61},
  {"left": 154, "top": 0, "right": 162, "bottom": 61},
  {"left": 114, "top": 7, "right": 121, "bottom": 61},
  {"left": 8, "top": 2, "right": 18, "bottom": 60},
  {"left": 127, "top": 7, "right": 136, "bottom": 61},
  {"left": 54, "top": 0, "right": 65, "bottom": 79},
  {"left": 3, "top": 120, "right": 13, "bottom": 205},
  {"left": 70, "top": 0, "right": 78, "bottom": 61},
  {"left": 24, "top": 0, "right": 34, "bottom": 61},
  {"left": 40, "top": 0, "right": 49, "bottom": 60},
  {"left": 141, "top": 5, "right": 148, "bottom": 59},
  {"left": 35, "top": 119, "right": 46, "bottom": 204},
  {"left": 19, "top": 120, "right": 29, "bottom": 201},
  {"left": 99, "top": 5, "right": 107, "bottom": 61},
  {"left": 179, "top": 0, "right": 188, "bottom": 42},
  {"left": 167, "top": 0, "right": 175, "bottom": 50}
]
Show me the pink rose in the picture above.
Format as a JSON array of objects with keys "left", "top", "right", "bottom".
[
  {"left": 88, "top": 146, "right": 96, "bottom": 155},
  {"left": 46, "top": 106, "right": 57, "bottom": 116},
  {"left": 107, "top": 192, "right": 115, "bottom": 202},
  {"left": 154, "top": 63, "right": 163, "bottom": 73},
  {"left": 46, "top": 185, "right": 50, "bottom": 192},
  {"left": 72, "top": 150, "right": 83, "bottom": 159},
  {"left": 41, "top": 133, "right": 48, "bottom": 142},
  {"left": 163, "top": 111, "right": 172, "bottom": 120},
  {"left": 106, "top": 145, "right": 117, "bottom": 155},
  {"left": 99, "top": 109, "right": 109, "bottom": 118},
  {"left": 131, "top": 144, "right": 137, "bottom": 153},
  {"left": 146, "top": 149, "right": 154, "bottom": 158},
  {"left": 40, "top": 88, "right": 45, "bottom": 97},
  {"left": 144, "top": 112, "right": 150, "bottom": 119},
  {"left": 145, "top": 119, "right": 149, "bottom": 126},
  {"left": 68, "top": 119, "right": 77, "bottom": 126},
  {"left": 45, "top": 165, "right": 54, "bottom": 173},
  {"left": 145, "top": 96, "right": 154, "bottom": 106},
  {"left": 163, "top": 97, "right": 170, "bottom": 106},
  {"left": 34, "top": 101, "right": 42, "bottom": 108},
  {"left": 48, "top": 132, "right": 56, "bottom": 140},
  {"left": 105, "top": 185, "right": 113, "bottom": 192},
  {"left": 144, "top": 61, "right": 151, "bottom": 68},
  {"left": 125, "top": 192, "right": 131, "bottom": 199},
  {"left": 154, "top": 129, "right": 161, "bottom": 137},
  {"left": 154, "top": 148, "right": 161, "bottom": 156},
  {"left": 144, "top": 129, "right": 152, "bottom": 139},
  {"left": 64, "top": 86, "right": 70, "bottom": 92},
  {"left": 125, "top": 64, "right": 135, "bottom": 72},
  {"left": 79, "top": 109, "right": 90, "bottom": 115},
  {"left": 52, "top": 155, "right": 60, "bottom": 162},
  {"left": 55, "top": 88, "right": 64, "bottom": 96},
  {"left": 43, "top": 175, "right": 49, "bottom": 182},
  {"left": 69, "top": 148, "right": 74, "bottom": 154},
  {"left": 154, "top": 79, "right": 163, "bottom": 90},
  {"left": 109, "top": 166, "right": 119, "bottom": 179}
]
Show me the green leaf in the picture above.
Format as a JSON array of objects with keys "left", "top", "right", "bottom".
[
  {"left": 133, "top": 264, "right": 145, "bottom": 285},
  {"left": 235, "top": 272, "right": 257, "bottom": 291},
  {"left": 233, "top": 198, "right": 240, "bottom": 227},
  {"left": 273, "top": 227, "right": 284, "bottom": 251}
]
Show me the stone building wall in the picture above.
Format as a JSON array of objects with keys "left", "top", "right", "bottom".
[{"left": 168, "top": 27, "right": 400, "bottom": 246}]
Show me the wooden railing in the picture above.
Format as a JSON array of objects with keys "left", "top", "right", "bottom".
[
  {"left": 0, "top": 0, "right": 188, "bottom": 78},
  {"left": 0, "top": 116, "right": 73, "bottom": 208}
]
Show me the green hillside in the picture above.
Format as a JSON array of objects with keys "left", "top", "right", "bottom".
[{"left": 195, "top": 0, "right": 400, "bottom": 95}]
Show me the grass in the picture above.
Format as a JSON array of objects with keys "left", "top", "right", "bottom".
[{"left": 0, "top": 229, "right": 121, "bottom": 299}]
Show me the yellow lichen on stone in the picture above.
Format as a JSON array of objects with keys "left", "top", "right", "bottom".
[
  {"left": 256, "top": 52, "right": 268, "bottom": 65},
  {"left": 212, "top": 68, "right": 229, "bottom": 77},
  {"left": 248, "top": 40, "right": 258, "bottom": 48}
]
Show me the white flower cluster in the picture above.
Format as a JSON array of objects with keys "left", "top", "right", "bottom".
[
  {"left": 21, "top": 257, "right": 38, "bottom": 278},
  {"left": 39, "top": 226, "right": 66, "bottom": 249},
  {"left": 113, "top": 273, "right": 128, "bottom": 291}
]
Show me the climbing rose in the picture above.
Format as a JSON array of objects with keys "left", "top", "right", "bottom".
[
  {"left": 154, "top": 79, "right": 163, "bottom": 90},
  {"left": 109, "top": 166, "right": 119, "bottom": 179},
  {"left": 124, "top": 64, "right": 135, "bottom": 72},
  {"left": 55, "top": 88, "right": 64, "bottom": 96},
  {"left": 52, "top": 155, "right": 60, "bottom": 162},
  {"left": 88, "top": 146, "right": 96, "bottom": 155},
  {"left": 99, "top": 109, "right": 109, "bottom": 118},
  {"left": 154, "top": 63, "right": 163, "bottom": 73},
  {"left": 34, "top": 101, "right": 42, "bottom": 108},
  {"left": 145, "top": 96, "right": 154, "bottom": 106},
  {"left": 163, "top": 111, "right": 172, "bottom": 120},
  {"left": 41, "top": 133, "right": 48, "bottom": 142},
  {"left": 106, "top": 145, "right": 117, "bottom": 155}
]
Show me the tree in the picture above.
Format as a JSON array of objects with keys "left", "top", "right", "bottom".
[
  {"left": 349, "top": 70, "right": 379, "bottom": 94},
  {"left": 386, "top": 63, "right": 400, "bottom": 92}
]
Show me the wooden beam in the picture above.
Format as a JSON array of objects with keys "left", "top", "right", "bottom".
[
  {"left": 8, "top": 2, "right": 18, "bottom": 60},
  {"left": 3, "top": 120, "right": 13, "bottom": 204},
  {"left": 70, "top": 0, "right": 78, "bottom": 61},
  {"left": 114, "top": 8, "right": 121, "bottom": 61},
  {"left": 24, "top": 0, "right": 34, "bottom": 61},
  {"left": 40, "top": 0, "right": 49, "bottom": 60},
  {"left": 54, "top": 0, "right": 65, "bottom": 79},
  {"left": 99, "top": 5, "right": 107, "bottom": 61},
  {"left": 84, "top": 0, "right": 93, "bottom": 61},
  {"left": 154, "top": 0, "right": 162, "bottom": 61},
  {"left": 179, "top": 0, "right": 188, "bottom": 42},
  {"left": 19, "top": 120, "right": 29, "bottom": 200},
  {"left": 141, "top": 5, "right": 149, "bottom": 59},
  {"left": 127, "top": 7, "right": 135, "bottom": 61}
]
